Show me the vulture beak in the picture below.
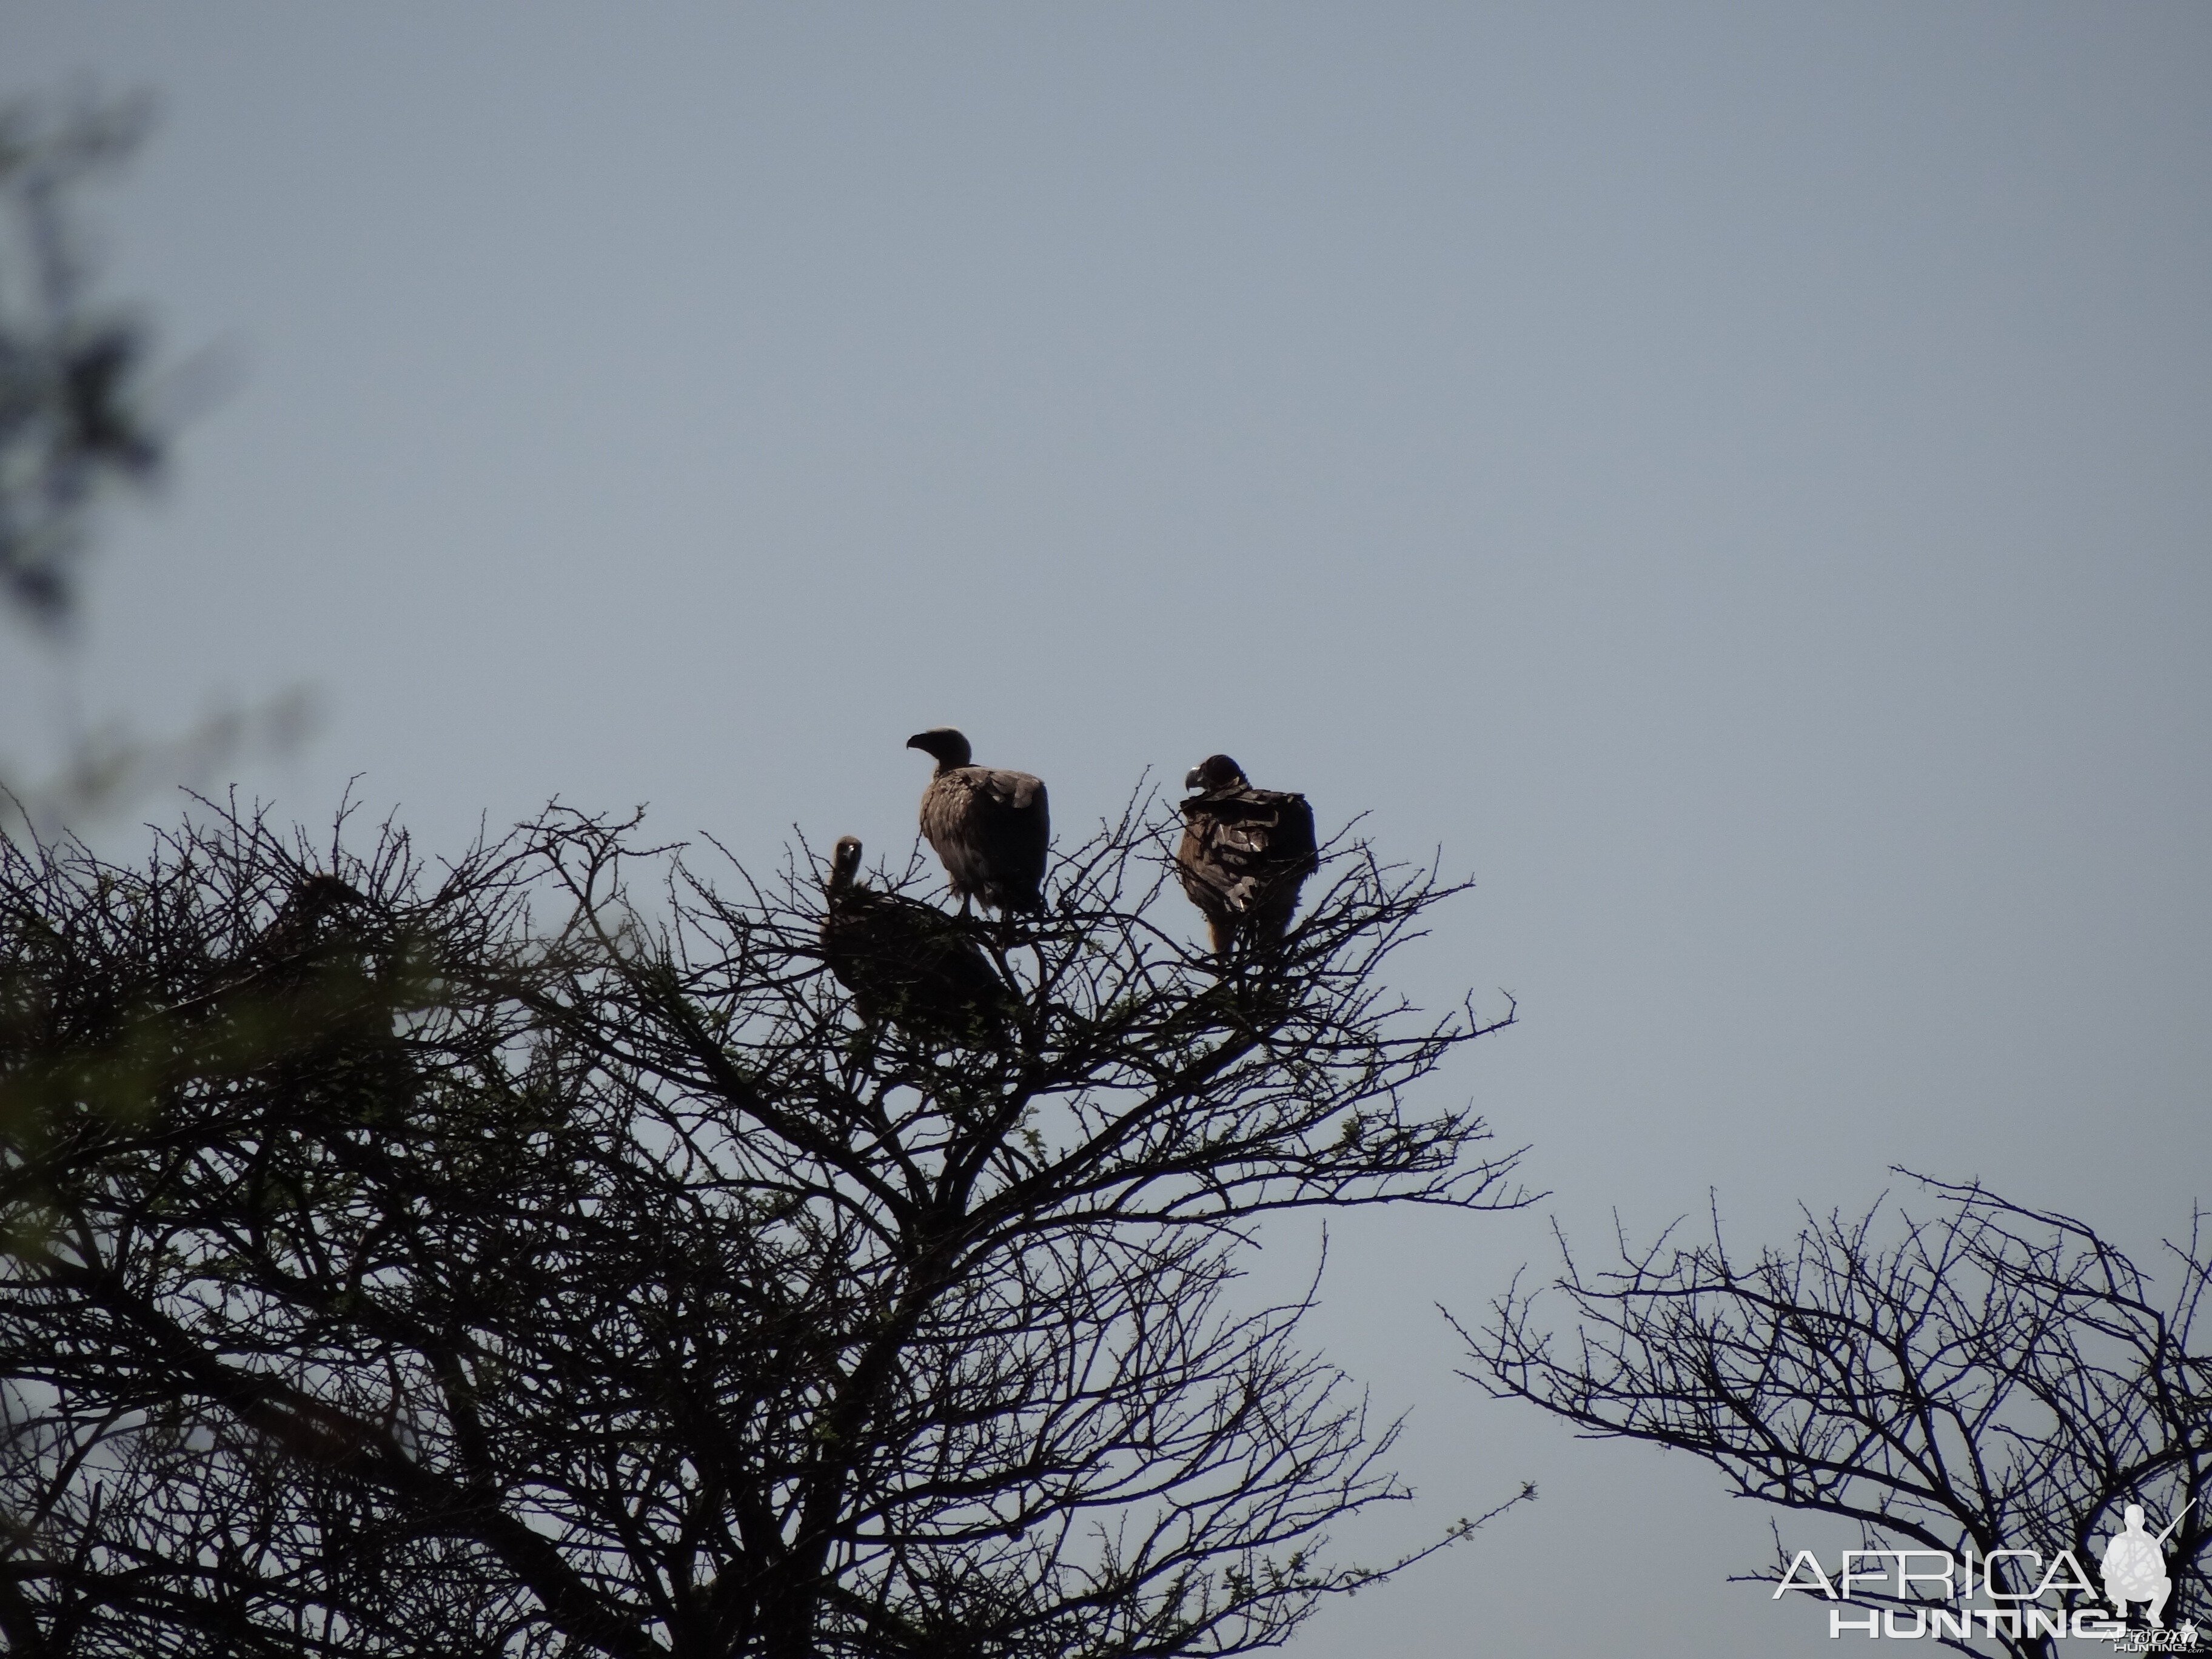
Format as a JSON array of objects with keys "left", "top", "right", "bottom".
[
  {"left": 905, "top": 734, "right": 932, "bottom": 752},
  {"left": 1184, "top": 765, "right": 1204, "bottom": 791}
]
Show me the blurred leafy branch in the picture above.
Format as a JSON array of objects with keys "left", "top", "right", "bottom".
[
  {"left": 0, "top": 90, "right": 163, "bottom": 627},
  {"left": 0, "top": 89, "right": 315, "bottom": 836}
]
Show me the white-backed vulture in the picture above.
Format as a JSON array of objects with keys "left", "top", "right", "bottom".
[
  {"left": 905, "top": 728, "right": 1049, "bottom": 915},
  {"left": 821, "top": 836, "right": 1016, "bottom": 1044},
  {"left": 1175, "top": 754, "right": 1318, "bottom": 956}
]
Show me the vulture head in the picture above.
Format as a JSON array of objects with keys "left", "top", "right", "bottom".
[
  {"left": 1184, "top": 754, "right": 1248, "bottom": 794},
  {"left": 906, "top": 728, "right": 974, "bottom": 771},
  {"left": 828, "top": 836, "right": 865, "bottom": 894}
]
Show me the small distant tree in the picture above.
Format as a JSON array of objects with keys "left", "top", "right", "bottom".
[
  {"left": 1, "top": 797, "right": 1527, "bottom": 1658},
  {"left": 1460, "top": 1177, "right": 2211, "bottom": 1658}
]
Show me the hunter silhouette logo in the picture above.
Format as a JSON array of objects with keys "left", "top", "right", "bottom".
[
  {"left": 2103, "top": 1501, "right": 2194, "bottom": 1629},
  {"left": 1774, "top": 1500, "right": 2200, "bottom": 1643}
]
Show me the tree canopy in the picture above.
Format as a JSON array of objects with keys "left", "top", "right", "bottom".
[{"left": 1, "top": 796, "right": 1526, "bottom": 1658}]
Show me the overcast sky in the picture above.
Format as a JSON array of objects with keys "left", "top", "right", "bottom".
[{"left": 5, "top": 5, "right": 2209, "bottom": 1652}]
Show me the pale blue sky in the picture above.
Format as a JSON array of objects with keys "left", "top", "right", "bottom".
[{"left": 5, "top": 5, "right": 2209, "bottom": 1652}]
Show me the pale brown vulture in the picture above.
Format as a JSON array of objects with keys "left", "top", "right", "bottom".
[
  {"left": 906, "top": 728, "right": 1050, "bottom": 914},
  {"left": 822, "top": 836, "right": 1016, "bottom": 1044},
  {"left": 1175, "top": 754, "right": 1318, "bottom": 956}
]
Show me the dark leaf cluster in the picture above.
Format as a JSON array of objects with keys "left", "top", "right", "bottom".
[{"left": 0, "top": 92, "right": 163, "bottom": 630}]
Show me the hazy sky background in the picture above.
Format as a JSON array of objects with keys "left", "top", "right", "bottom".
[{"left": 5, "top": 5, "right": 2208, "bottom": 1653}]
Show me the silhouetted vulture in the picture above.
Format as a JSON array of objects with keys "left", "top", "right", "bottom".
[
  {"left": 238, "top": 874, "right": 415, "bottom": 1121},
  {"left": 252, "top": 875, "right": 372, "bottom": 977},
  {"left": 1175, "top": 754, "right": 1318, "bottom": 956},
  {"left": 822, "top": 836, "right": 1016, "bottom": 1044},
  {"left": 906, "top": 728, "right": 1049, "bottom": 915}
]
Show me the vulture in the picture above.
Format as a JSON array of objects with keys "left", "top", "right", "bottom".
[
  {"left": 166, "top": 876, "right": 374, "bottom": 1024},
  {"left": 253, "top": 875, "right": 372, "bottom": 975},
  {"left": 906, "top": 728, "right": 1050, "bottom": 915},
  {"left": 1175, "top": 754, "right": 1318, "bottom": 956},
  {"left": 821, "top": 836, "right": 1017, "bottom": 1044},
  {"left": 240, "top": 874, "right": 415, "bottom": 1121}
]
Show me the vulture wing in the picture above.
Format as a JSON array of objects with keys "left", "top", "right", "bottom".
[
  {"left": 1176, "top": 787, "right": 1318, "bottom": 954},
  {"left": 920, "top": 767, "right": 1050, "bottom": 913}
]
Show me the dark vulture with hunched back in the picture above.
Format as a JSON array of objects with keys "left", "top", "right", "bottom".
[
  {"left": 253, "top": 875, "right": 372, "bottom": 977},
  {"left": 906, "top": 728, "right": 1050, "bottom": 915},
  {"left": 227, "top": 873, "right": 416, "bottom": 1122},
  {"left": 822, "top": 836, "right": 1016, "bottom": 1044},
  {"left": 1175, "top": 754, "right": 1318, "bottom": 956},
  {"left": 166, "top": 874, "right": 378, "bottom": 1030}
]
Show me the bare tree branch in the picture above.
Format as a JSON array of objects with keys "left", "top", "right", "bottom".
[{"left": 1455, "top": 1175, "right": 2211, "bottom": 1658}]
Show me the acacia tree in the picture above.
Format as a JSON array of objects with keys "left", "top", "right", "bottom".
[
  {"left": 1461, "top": 1178, "right": 2211, "bottom": 1658},
  {"left": 0, "top": 796, "right": 1527, "bottom": 1658}
]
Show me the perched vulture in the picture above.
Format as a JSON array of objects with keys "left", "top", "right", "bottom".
[
  {"left": 242, "top": 874, "right": 414, "bottom": 1118},
  {"left": 1175, "top": 754, "right": 1318, "bottom": 956},
  {"left": 906, "top": 728, "right": 1050, "bottom": 915},
  {"left": 821, "top": 836, "right": 1017, "bottom": 1044},
  {"left": 253, "top": 875, "right": 372, "bottom": 977}
]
